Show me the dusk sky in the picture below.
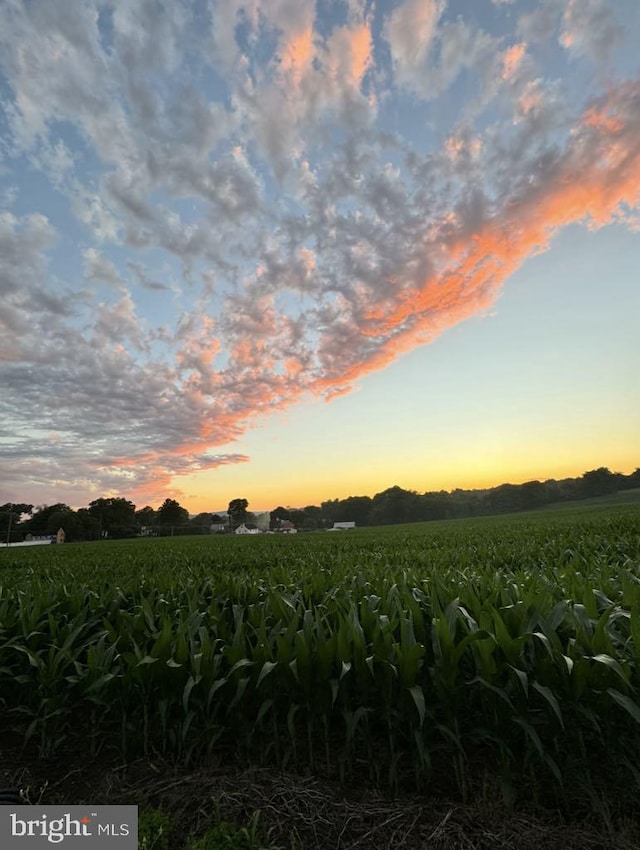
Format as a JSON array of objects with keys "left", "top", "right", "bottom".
[{"left": 1, "top": 0, "right": 639, "bottom": 513}]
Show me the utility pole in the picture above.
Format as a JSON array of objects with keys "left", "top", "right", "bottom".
[{"left": 6, "top": 504, "right": 13, "bottom": 546}]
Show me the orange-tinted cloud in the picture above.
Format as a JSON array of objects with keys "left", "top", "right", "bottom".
[
  {"left": 349, "top": 22, "right": 373, "bottom": 87},
  {"left": 322, "top": 18, "right": 374, "bottom": 92},
  {"left": 311, "top": 81, "right": 640, "bottom": 394},
  {"left": 280, "top": 26, "right": 314, "bottom": 83},
  {"left": 501, "top": 42, "right": 526, "bottom": 80},
  {"left": 2, "top": 0, "right": 637, "bottom": 511},
  {"left": 71, "top": 82, "right": 640, "bottom": 501}
]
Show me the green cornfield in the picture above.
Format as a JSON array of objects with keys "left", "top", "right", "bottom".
[{"left": 1, "top": 503, "right": 639, "bottom": 807}]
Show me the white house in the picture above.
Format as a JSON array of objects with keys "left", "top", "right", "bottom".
[
  {"left": 331, "top": 521, "right": 356, "bottom": 530},
  {"left": 235, "top": 523, "right": 261, "bottom": 535}
]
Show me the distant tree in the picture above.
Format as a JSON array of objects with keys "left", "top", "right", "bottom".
[
  {"left": 76, "top": 508, "right": 102, "bottom": 540},
  {"left": 0, "top": 503, "right": 33, "bottom": 542},
  {"left": 370, "top": 486, "right": 421, "bottom": 525},
  {"left": 26, "top": 504, "right": 72, "bottom": 537},
  {"left": 189, "top": 512, "right": 213, "bottom": 533},
  {"left": 282, "top": 504, "right": 325, "bottom": 531},
  {"left": 621, "top": 468, "right": 640, "bottom": 489},
  {"left": 88, "top": 497, "right": 137, "bottom": 538},
  {"left": 337, "top": 496, "right": 373, "bottom": 526},
  {"left": 447, "top": 488, "right": 480, "bottom": 518},
  {"left": 157, "top": 498, "right": 189, "bottom": 527},
  {"left": 483, "top": 483, "right": 523, "bottom": 515},
  {"left": 270, "top": 506, "right": 290, "bottom": 530},
  {"left": 46, "top": 506, "right": 80, "bottom": 540},
  {"left": 519, "top": 480, "right": 550, "bottom": 510},
  {"left": 228, "top": 498, "right": 249, "bottom": 529},
  {"left": 419, "top": 492, "right": 452, "bottom": 521},
  {"left": 0, "top": 502, "right": 33, "bottom": 518},
  {"left": 303, "top": 505, "right": 324, "bottom": 524},
  {"left": 320, "top": 499, "right": 341, "bottom": 525},
  {"left": 580, "top": 468, "right": 618, "bottom": 498},
  {"left": 135, "top": 506, "right": 158, "bottom": 533}
]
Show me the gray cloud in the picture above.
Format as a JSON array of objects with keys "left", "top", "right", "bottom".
[
  {"left": 83, "top": 248, "right": 124, "bottom": 288},
  {"left": 559, "top": 0, "right": 623, "bottom": 64},
  {"left": 1, "top": 0, "right": 639, "bottom": 508}
]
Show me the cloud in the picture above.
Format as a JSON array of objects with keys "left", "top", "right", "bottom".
[
  {"left": 1, "top": 0, "right": 639, "bottom": 509},
  {"left": 501, "top": 43, "right": 527, "bottom": 82},
  {"left": 0, "top": 212, "right": 62, "bottom": 360},
  {"left": 246, "top": 9, "right": 376, "bottom": 177},
  {"left": 83, "top": 248, "right": 124, "bottom": 288},
  {"left": 385, "top": 0, "right": 444, "bottom": 86},
  {"left": 517, "top": 1, "right": 562, "bottom": 45},
  {"left": 383, "top": 5, "right": 498, "bottom": 103},
  {"left": 308, "top": 82, "right": 640, "bottom": 393},
  {"left": 127, "top": 261, "right": 171, "bottom": 292},
  {"left": 559, "top": 0, "right": 622, "bottom": 64},
  {"left": 280, "top": 26, "right": 315, "bottom": 83}
]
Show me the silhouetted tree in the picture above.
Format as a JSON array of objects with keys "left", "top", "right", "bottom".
[
  {"left": 228, "top": 498, "right": 249, "bottom": 529},
  {"left": 158, "top": 498, "right": 189, "bottom": 527},
  {"left": 621, "top": 468, "right": 640, "bottom": 489},
  {"left": 370, "top": 486, "right": 421, "bottom": 525},
  {"left": 580, "top": 468, "right": 618, "bottom": 498},
  {"left": 337, "top": 496, "right": 373, "bottom": 526},
  {"left": 519, "top": 480, "right": 550, "bottom": 510},
  {"left": 88, "top": 497, "right": 137, "bottom": 538},
  {"left": 46, "top": 506, "right": 80, "bottom": 540},
  {"left": 419, "top": 492, "right": 452, "bottom": 520},
  {"left": 76, "top": 508, "right": 102, "bottom": 540},
  {"left": 0, "top": 503, "right": 33, "bottom": 542},
  {"left": 135, "top": 506, "right": 158, "bottom": 533},
  {"left": 26, "top": 504, "right": 72, "bottom": 537},
  {"left": 189, "top": 512, "right": 213, "bottom": 533}
]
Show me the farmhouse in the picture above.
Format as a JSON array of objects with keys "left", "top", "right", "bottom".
[{"left": 234, "top": 523, "right": 261, "bottom": 535}]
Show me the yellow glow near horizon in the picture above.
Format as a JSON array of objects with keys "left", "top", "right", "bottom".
[{"left": 177, "top": 449, "right": 639, "bottom": 514}]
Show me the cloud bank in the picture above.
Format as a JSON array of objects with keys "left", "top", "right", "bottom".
[{"left": 0, "top": 0, "right": 638, "bottom": 506}]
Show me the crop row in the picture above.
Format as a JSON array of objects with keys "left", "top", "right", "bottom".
[{"left": 1, "top": 505, "right": 639, "bottom": 800}]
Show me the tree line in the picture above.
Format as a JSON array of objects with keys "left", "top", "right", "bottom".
[
  {"left": 0, "top": 497, "right": 199, "bottom": 544},
  {"left": 278, "top": 466, "right": 640, "bottom": 530},
  {"left": 1, "top": 466, "right": 638, "bottom": 543}
]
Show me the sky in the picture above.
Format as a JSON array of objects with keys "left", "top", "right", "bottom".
[{"left": 0, "top": 0, "right": 639, "bottom": 514}]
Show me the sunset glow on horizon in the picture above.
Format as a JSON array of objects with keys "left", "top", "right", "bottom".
[{"left": 1, "top": 0, "right": 639, "bottom": 514}]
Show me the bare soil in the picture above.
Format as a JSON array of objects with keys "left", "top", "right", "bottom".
[{"left": 1, "top": 729, "right": 639, "bottom": 850}]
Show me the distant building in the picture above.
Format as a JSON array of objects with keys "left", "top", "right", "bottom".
[
  {"left": 6, "top": 538, "right": 54, "bottom": 547},
  {"left": 235, "top": 523, "right": 261, "bottom": 535},
  {"left": 279, "top": 520, "right": 297, "bottom": 534},
  {"left": 331, "top": 521, "right": 356, "bottom": 530}
]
